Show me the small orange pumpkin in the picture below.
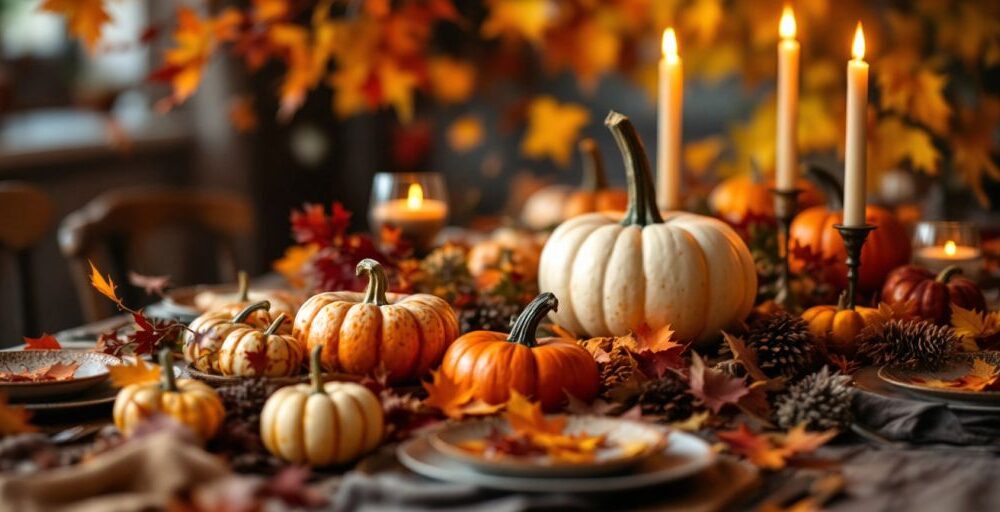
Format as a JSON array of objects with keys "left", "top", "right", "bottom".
[
  {"left": 440, "top": 292, "right": 600, "bottom": 410},
  {"left": 293, "top": 259, "right": 458, "bottom": 383},
  {"left": 467, "top": 227, "right": 542, "bottom": 283},
  {"left": 195, "top": 271, "right": 299, "bottom": 320},
  {"left": 801, "top": 293, "right": 882, "bottom": 356},
  {"left": 710, "top": 171, "right": 824, "bottom": 225}
]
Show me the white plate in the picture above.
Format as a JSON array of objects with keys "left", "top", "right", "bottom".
[
  {"left": 398, "top": 430, "right": 715, "bottom": 493},
  {"left": 0, "top": 350, "right": 121, "bottom": 400}
]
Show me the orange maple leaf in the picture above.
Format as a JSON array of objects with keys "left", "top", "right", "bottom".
[
  {"left": 914, "top": 359, "right": 1000, "bottom": 392},
  {"left": 717, "top": 423, "right": 790, "bottom": 470},
  {"left": 40, "top": 0, "right": 112, "bottom": 52},
  {"left": 152, "top": 7, "right": 243, "bottom": 108},
  {"left": 779, "top": 424, "right": 838, "bottom": 455},
  {"left": 481, "top": 0, "right": 552, "bottom": 43},
  {"left": 23, "top": 334, "right": 61, "bottom": 350},
  {"left": 273, "top": 244, "right": 319, "bottom": 289},
  {"left": 505, "top": 390, "right": 565, "bottom": 436},
  {"left": 626, "top": 323, "right": 681, "bottom": 354},
  {"left": 422, "top": 370, "right": 503, "bottom": 420},
  {"left": 88, "top": 260, "right": 119, "bottom": 303},
  {"left": 0, "top": 394, "right": 37, "bottom": 435},
  {"left": 108, "top": 358, "right": 161, "bottom": 388}
]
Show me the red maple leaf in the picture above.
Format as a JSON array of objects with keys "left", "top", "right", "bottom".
[
  {"left": 687, "top": 352, "right": 749, "bottom": 413},
  {"left": 128, "top": 312, "right": 176, "bottom": 355},
  {"left": 23, "top": 334, "right": 61, "bottom": 350},
  {"left": 290, "top": 202, "right": 351, "bottom": 246},
  {"left": 245, "top": 345, "right": 271, "bottom": 375}
]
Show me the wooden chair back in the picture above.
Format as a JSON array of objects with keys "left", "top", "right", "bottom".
[
  {"left": 0, "top": 182, "right": 56, "bottom": 336},
  {"left": 59, "top": 187, "right": 253, "bottom": 322}
]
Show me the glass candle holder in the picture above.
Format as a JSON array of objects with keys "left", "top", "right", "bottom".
[
  {"left": 912, "top": 221, "right": 983, "bottom": 279},
  {"left": 369, "top": 172, "right": 448, "bottom": 251}
]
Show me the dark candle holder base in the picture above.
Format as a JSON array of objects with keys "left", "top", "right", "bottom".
[
  {"left": 833, "top": 223, "right": 877, "bottom": 310},
  {"left": 770, "top": 188, "right": 803, "bottom": 311}
]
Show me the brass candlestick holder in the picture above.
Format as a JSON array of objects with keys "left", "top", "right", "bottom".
[
  {"left": 770, "top": 188, "right": 802, "bottom": 310},
  {"left": 833, "top": 223, "right": 877, "bottom": 309}
]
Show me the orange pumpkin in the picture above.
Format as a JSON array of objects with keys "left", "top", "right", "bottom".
[
  {"left": 709, "top": 164, "right": 824, "bottom": 224},
  {"left": 801, "top": 293, "right": 882, "bottom": 356},
  {"left": 293, "top": 259, "right": 458, "bottom": 383},
  {"left": 520, "top": 138, "right": 627, "bottom": 229},
  {"left": 467, "top": 227, "right": 542, "bottom": 282},
  {"left": 789, "top": 167, "right": 910, "bottom": 293},
  {"left": 440, "top": 292, "right": 600, "bottom": 410}
]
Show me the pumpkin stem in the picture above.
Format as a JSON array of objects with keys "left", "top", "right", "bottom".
[
  {"left": 264, "top": 313, "right": 287, "bottom": 335},
  {"left": 579, "top": 138, "right": 608, "bottom": 192},
  {"left": 236, "top": 271, "right": 250, "bottom": 302},
  {"left": 606, "top": 111, "right": 664, "bottom": 227},
  {"left": 936, "top": 265, "right": 963, "bottom": 283},
  {"left": 806, "top": 164, "right": 844, "bottom": 210},
  {"left": 357, "top": 259, "right": 390, "bottom": 306},
  {"left": 231, "top": 300, "right": 271, "bottom": 324},
  {"left": 836, "top": 291, "right": 849, "bottom": 311},
  {"left": 749, "top": 158, "right": 764, "bottom": 185},
  {"left": 309, "top": 344, "right": 324, "bottom": 394},
  {"left": 507, "top": 292, "right": 558, "bottom": 348},
  {"left": 159, "top": 348, "right": 177, "bottom": 393}
]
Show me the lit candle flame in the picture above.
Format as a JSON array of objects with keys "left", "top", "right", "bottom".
[
  {"left": 944, "top": 240, "right": 957, "bottom": 257},
  {"left": 406, "top": 183, "right": 424, "bottom": 209},
  {"left": 662, "top": 28, "right": 679, "bottom": 63},
  {"left": 852, "top": 22, "right": 865, "bottom": 60},
  {"left": 779, "top": 6, "right": 796, "bottom": 40}
]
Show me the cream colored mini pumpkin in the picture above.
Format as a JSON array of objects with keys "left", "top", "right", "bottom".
[
  {"left": 261, "top": 345, "right": 384, "bottom": 467},
  {"left": 113, "top": 349, "right": 225, "bottom": 440},
  {"left": 467, "top": 227, "right": 542, "bottom": 282},
  {"left": 218, "top": 314, "right": 305, "bottom": 377},
  {"left": 293, "top": 259, "right": 458, "bottom": 383},
  {"left": 539, "top": 112, "right": 757, "bottom": 344},
  {"left": 183, "top": 301, "right": 276, "bottom": 374}
]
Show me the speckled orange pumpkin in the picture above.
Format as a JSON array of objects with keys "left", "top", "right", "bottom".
[
  {"left": 293, "top": 259, "right": 458, "bottom": 383},
  {"left": 218, "top": 314, "right": 305, "bottom": 377},
  {"left": 183, "top": 301, "right": 280, "bottom": 374}
]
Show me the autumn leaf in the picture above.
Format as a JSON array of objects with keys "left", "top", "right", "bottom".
[
  {"left": 627, "top": 323, "right": 681, "bottom": 354},
  {"left": 722, "top": 332, "right": 769, "bottom": 383},
  {"left": 40, "top": 0, "right": 112, "bottom": 52},
  {"left": 272, "top": 244, "right": 318, "bottom": 289},
  {"left": 89, "top": 260, "right": 119, "bottom": 303},
  {"left": 108, "top": 358, "right": 161, "bottom": 388},
  {"left": 23, "top": 334, "right": 61, "bottom": 350},
  {"left": 684, "top": 136, "right": 725, "bottom": 177},
  {"left": 520, "top": 96, "right": 590, "bottom": 167},
  {"left": 447, "top": 115, "right": 485, "bottom": 153},
  {"left": 951, "top": 304, "right": 998, "bottom": 340},
  {"left": 422, "top": 370, "right": 503, "bottom": 420},
  {"left": 870, "top": 117, "right": 940, "bottom": 176},
  {"left": 876, "top": 58, "right": 951, "bottom": 135},
  {"left": 481, "top": 0, "right": 552, "bottom": 43},
  {"left": 717, "top": 423, "right": 789, "bottom": 470},
  {"left": 913, "top": 358, "right": 1000, "bottom": 392},
  {"left": 679, "top": 0, "right": 723, "bottom": 46},
  {"left": 0, "top": 394, "right": 36, "bottom": 435},
  {"left": 951, "top": 100, "right": 1000, "bottom": 207},
  {"left": 229, "top": 96, "right": 259, "bottom": 133},
  {"left": 780, "top": 424, "right": 838, "bottom": 455},
  {"left": 505, "top": 390, "right": 565, "bottom": 436},
  {"left": 0, "top": 362, "right": 80, "bottom": 383},
  {"left": 687, "top": 352, "right": 749, "bottom": 413},
  {"left": 672, "top": 411, "right": 710, "bottom": 432},
  {"left": 128, "top": 272, "right": 172, "bottom": 296},
  {"left": 429, "top": 57, "right": 476, "bottom": 104}
]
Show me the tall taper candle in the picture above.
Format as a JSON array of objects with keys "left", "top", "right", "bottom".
[
  {"left": 843, "top": 22, "right": 869, "bottom": 227},
  {"left": 657, "top": 28, "right": 683, "bottom": 210},
  {"left": 776, "top": 6, "right": 800, "bottom": 191}
]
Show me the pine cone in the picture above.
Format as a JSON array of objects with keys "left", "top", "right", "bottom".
[
  {"left": 636, "top": 372, "right": 696, "bottom": 422},
  {"left": 746, "top": 312, "right": 817, "bottom": 379},
  {"left": 857, "top": 319, "right": 957, "bottom": 368},
  {"left": 416, "top": 244, "right": 475, "bottom": 303},
  {"left": 217, "top": 378, "right": 276, "bottom": 423},
  {"left": 775, "top": 366, "right": 853, "bottom": 431},
  {"left": 459, "top": 298, "right": 520, "bottom": 333}
]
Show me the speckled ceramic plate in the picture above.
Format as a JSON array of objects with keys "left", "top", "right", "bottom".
[
  {"left": 185, "top": 367, "right": 361, "bottom": 387},
  {"left": 878, "top": 352, "right": 1000, "bottom": 405},
  {"left": 0, "top": 350, "right": 121, "bottom": 401},
  {"left": 399, "top": 431, "right": 714, "bottom": 493},
  {"left": 429, "top": 416, "right": 669, "bottom": 478}
]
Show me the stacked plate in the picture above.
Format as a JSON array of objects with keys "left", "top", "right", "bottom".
[
  {"left": 0, "top": 350, "right": 123, "bottom": 411},
  {"left": 870, "top": 351, "right": 1000, "bottom": 410},
  {"left": 397, "top": 416, "right": 715, "bottom": 493}
]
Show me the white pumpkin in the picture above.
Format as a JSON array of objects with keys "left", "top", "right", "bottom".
[
  {"left": 538, "top": 112, "right": 757, "bottom": 344},
  {"left": 260, "top": 345, "right": 384, "bottom": 466},
  {"left": 218, "top": 314, "right": 305, "bottom": 377},
  {"left": 183, "top": 300, "right": 276, "bottom": 374},
  {"left": 520, "top": 184, "right": 575, "bottom": 230}
]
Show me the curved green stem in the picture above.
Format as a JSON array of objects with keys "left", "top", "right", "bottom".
[
  {"left": 231, "top": 301, "right": 271, "bottom": 324},
  {"left": 579, "top": 138, "right": 608, "bottom": 192},
  {"left": 159, "top": 348, "right": 177, "bottom": 392},
  {"left": 309, "top": 344, "right": 324, "bottom": 394},
  {"left": 357, "top": 259, "right": 389, "bottom": 306},
  {"left": 936, "top": 265, "right": 963, "bottom": 283},
  {"left": 605, "top": 111, "right": 663, "bottom": 227},
  {"left": 749, "top": 158, "right": 764, "bottom": 185},
  {"left": 806, "top": 164, "right": 844, "bottom": 210},
  {"left": 236, "top": 271, "right": 250, "bottom": 302},
  {"left": 506, "top": 293, "right": 558, "bottom": 348},
  {"left": 264, "top": 313, "right": 287, "bottom": 335}
]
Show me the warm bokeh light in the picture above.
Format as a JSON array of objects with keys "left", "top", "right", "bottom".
[
  {"left": 945, "top": 240, "right": 957, "bottom": 256},
  {"left": 407, "top": 183, "right": 424, "bottom": 209},
  {"left": 662, "top": 28, "right": 679, "bottom": 63},
  {"left": 852, "top": 22, "right": 865, "bottom": 60},
  {"left": 779, "top": 6, "right": 796, "bottom": 39}
]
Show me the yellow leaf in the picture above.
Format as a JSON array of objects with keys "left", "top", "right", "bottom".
[
  {"left": 429, "top": 58, "right": 477, "bottom": 104},
  {"left": 672, "top": 411, "right": 710, "bottom": 432},
  {"left": 108, "top": 358, "right": 161, "bottom": 388},
  {"left": 876, "top": 58, "right": 951, "bottom": 135},
  {"left": 447, "top": 115, "right": 485, "bottom": 153},
  {"left": 730, "top": 98, "right": 776, "bottom": 175},
  {"left": 684, "top": 136, "right": 725, "bottom": 177},
  {"left": 0, "top": 394, "right": 36, "bottom": 435},
  {"left": 505, "top": 390, "right": 565, "bottom": 436},
  {"left": 481, "top": 0, "right": 552, "bottom": 43},
  {"left": 951, "top": 100, "right": 1000, "bottom": 207},
  {"left": 253, "top": 0, "right": 288, "bottom": 23},
  {"left": 870, "top": 117, "right": 940, "bottom": 176},
  {"left": 779, "top": 424, "right": 837, "bottom": 455},
  {"left": 40, "top": 0, "right": 112, "bottom": 52},
  {"left": 378, "top": 61, "right": 419, "bottom": 124},
  {"left": 88, "top": 260, "right": 119, "bottom": 303},
  {"left": 520, "top": 96, "right": 590, "bottom": 167},
  {"left": 798, "top": 94, "right": 839, "bottom": 154},
  {"left": 951, "top": 304, "right": 999, "bottom": 340},
  {"left": 915, "top": 358, "right": 1000, "bottom": 392},
  {"left": 273, "top": 244, "right": 318, "bottom": 289},
  {"left": 679, "top": 0, "right": 722, "bottom": 46}
]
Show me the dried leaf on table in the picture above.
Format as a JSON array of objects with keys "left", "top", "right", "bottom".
[
  {"left": 0, "top": 394, "right": 37, "bottom": 435},
  {"left": 688, "top": 352, "right": 749, "bottom": 413},
  {"left": 0, "top": 362, "right": 80, "bottom": 383},
  {"left": 779, "top": 424, "right": 838, "bottom": 456},
  {"left": 717, "top": 422, "right": 836, "bottom": 470},
  {"left": 671, "top": 411, "right": 711, "bottom": 432},
  {"left": 23, "top": 334, "right": 61, "bottom": 350},
  {"left": 108, "top": 358, "right": 161, "bottom": 388},
  {"left": 913, "top": 358, "right": 1000, "bottom": 392},
  {"left": 422, "top": 370, "right": 503, "bottom": 420}
]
